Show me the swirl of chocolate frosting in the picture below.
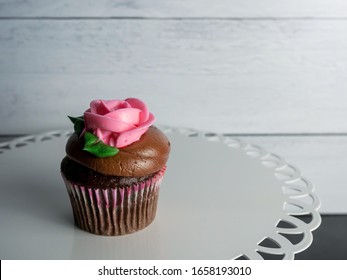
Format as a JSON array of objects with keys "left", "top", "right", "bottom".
[{"left": 65, "top": 126, "right": 170, "bottom": 177}]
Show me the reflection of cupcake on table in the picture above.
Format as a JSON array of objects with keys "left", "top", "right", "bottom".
[{"left": 60, "top": 98, "right": 171, "bottom": 236}]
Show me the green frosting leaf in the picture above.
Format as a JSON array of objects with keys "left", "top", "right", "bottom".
[
  {"left": 68, "top": 115, "right": 84, "bottom": 135},
  {"left": 68, "top": 116, "right": 119, "bottom": 158},
  {"left": 83, "top": 131, "right": 119, "bottom": 158},
  {"left": 68, "top": 115, "right": 84, "bottom": 124}
]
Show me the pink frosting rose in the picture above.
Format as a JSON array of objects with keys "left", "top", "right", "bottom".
[{"left": 83, "top": 98, "right": 155, "bottom": 148}]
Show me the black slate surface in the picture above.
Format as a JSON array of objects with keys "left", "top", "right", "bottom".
[{"left": 295, "top": 215, "right": 347, "bottom": 260}]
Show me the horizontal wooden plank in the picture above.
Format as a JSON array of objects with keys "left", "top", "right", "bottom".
[
  {"left": 1, "top": 0, "right": 347, "bottom": 18},
  {"left": 0, "top": 133, "right": 345, "bottom": 213},
  {"left": 2, "top": 19, "right": 346, "bottom": 76},
  {"left": 0, "top": 19, "right": 347, "bottom": 134},
  {"left": 1, "top": 72, "right": 347, "bottom": 135}
]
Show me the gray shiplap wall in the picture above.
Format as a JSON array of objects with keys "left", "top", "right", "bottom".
[
  {"left": 1, "top": 0, "right": 347, "bottom": 17},
  {"left": 0, "top": 0, "right": 346, "bottom": 213}
]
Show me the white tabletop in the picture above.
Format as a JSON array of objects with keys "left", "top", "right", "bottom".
[{"left": 0, "top": 128, "right": 320, "bottom": 259}]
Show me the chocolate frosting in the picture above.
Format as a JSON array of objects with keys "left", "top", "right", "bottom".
[{"left": 65, "top": 126, "right": 170, "bottom": 177}]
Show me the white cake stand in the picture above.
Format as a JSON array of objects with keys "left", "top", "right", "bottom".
[{"left": 0, "top": 127, "right": 321, "bottom": 259}]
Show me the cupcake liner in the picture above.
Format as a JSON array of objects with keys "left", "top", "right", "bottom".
[{"left": 61, "top": 166, "right": 166, "bottom": 236}]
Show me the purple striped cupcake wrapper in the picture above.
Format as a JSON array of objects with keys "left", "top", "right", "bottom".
[{"left": 62, "top": 166, "right": 166, "bottom": 236}]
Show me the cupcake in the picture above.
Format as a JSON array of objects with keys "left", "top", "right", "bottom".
[{"left": 60, "top": 98, "right": 170, "bottom": 236}]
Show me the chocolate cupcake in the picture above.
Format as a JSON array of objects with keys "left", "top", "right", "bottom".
[{"left": 60, "top": 98, "right": 170, "bottom": 236}]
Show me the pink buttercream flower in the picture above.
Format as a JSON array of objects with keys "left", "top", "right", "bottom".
[{"left": 83, "top": 98, "right": 155, "bottom": 148}]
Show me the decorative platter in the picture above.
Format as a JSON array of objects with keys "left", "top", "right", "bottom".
[{"left": 0, "top": 127, "right": 321, "bottom": 259}]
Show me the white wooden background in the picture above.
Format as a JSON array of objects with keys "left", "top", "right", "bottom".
[{"left": 0, "top": 0, "right": 346, "bottom": 213}]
